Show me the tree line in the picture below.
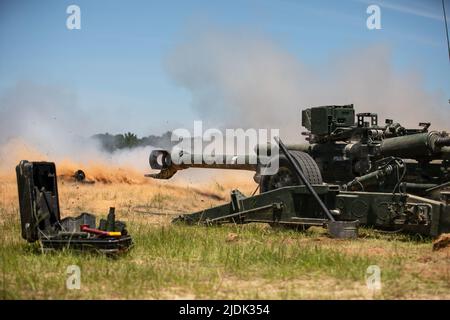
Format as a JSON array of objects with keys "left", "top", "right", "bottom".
[{"left": 92, "top": 131, "right": 175, "bottom": 152}]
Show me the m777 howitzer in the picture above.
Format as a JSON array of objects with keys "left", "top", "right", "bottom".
[{"left": 148, "top": 105, "right": 450, "bottom": 237}]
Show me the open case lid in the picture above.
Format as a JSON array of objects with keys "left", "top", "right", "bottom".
[{"left": 16, "top": 160, "right": 61, "bottom": 242}]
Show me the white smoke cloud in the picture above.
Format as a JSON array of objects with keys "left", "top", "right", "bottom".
[
  {"left": 0, "top": 81, "right": 89, "bottom": 156},
  {"left": 165, "top": 25, "right": 449, "bottom": 142},
  {"left": 0, "top": 81, "right": 153, "bottom": 174},
  {"left": 1, "top": 24, "right": 448, "bottom": 176}
]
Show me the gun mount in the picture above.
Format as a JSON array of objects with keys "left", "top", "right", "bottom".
[
  {"left": 168, "top": 132, "right": 450, "bottom": 237},
  {"left": 147, "top": 104, "right": 450, "bottom": 237}
]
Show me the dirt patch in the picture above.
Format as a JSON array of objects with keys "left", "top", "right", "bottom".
[
  {"left": 226, "top": 233, "right": 239, "bottom": 242},
  {"left": 433, "top": 233, "right": 450, "bottom": 251},
  {"left": 57, "top": 160, "right": 149, "bottom": 184}
]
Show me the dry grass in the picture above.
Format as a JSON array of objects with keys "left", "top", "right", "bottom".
[{"left": 0, "top": 170, "right": 449, "bottom": 300}]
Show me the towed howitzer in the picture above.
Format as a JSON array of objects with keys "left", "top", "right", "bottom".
[
  {"left": 148, "top": 105, "right": 450, "bottom": 237},
  {"left": 148, "top": 104, "right": 450, "bottom": 196},
  {"left": 172, "top": 136, "right": 450, "bottom": 237}
]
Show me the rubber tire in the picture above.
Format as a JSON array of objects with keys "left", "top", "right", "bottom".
[{"left": 259, "top": 150, "right": 322, "bottom": 193}]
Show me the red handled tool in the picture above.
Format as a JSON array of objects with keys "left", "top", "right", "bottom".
[{"left": 80, "top": 224, "right": 122, "bottom": 237}]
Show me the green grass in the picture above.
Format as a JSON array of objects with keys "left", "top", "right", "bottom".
[{"left": 0, "top": 209, "right": 449, "bottom": 299}]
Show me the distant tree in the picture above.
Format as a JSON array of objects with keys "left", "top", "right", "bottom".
[{"left": 122, "top": 132, "right": 138, "bottom": 148}]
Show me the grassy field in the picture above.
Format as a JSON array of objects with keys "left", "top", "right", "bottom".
[{"left": 0, "top": 175, "right": 449, "bottom": 299}]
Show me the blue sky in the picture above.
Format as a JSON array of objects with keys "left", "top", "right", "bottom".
[{"left": 0, "top": 0, "right": 449, "bottom": 136}]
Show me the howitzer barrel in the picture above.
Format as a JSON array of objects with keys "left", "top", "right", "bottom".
[
  {"left": 150, "top": 149, "right": 259, "bottom": 169},
  {"left": 379, "top": 131, "right": 450, "bottom": 159},
  {"left": 147, "top": 141, "right": 295, "bottom": 179},
  {"left": 148, "top": 149, "right": 259, "bottom": 179}
]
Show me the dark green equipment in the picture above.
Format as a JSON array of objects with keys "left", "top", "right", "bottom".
[
  {"left": 174, "top": 185, "right": 449, "bottom": 237},
  {"left": 149, "top": 105, "right": 450, "bottom": 237},
  {"left": 16, "top": 160, "right": 133, "bottom": 253}
]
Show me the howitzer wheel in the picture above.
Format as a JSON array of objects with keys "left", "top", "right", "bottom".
[{"left": 259, "top": 150, "right": 322, "bottom": 193}]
